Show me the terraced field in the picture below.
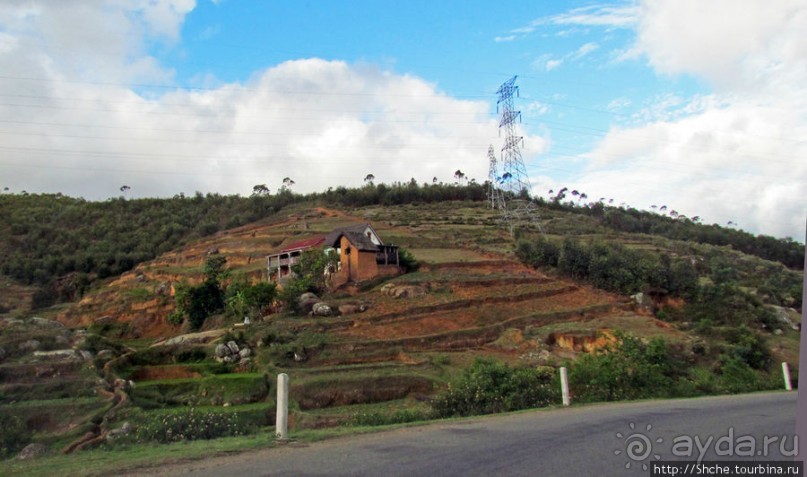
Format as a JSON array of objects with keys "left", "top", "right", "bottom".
[{"left": 3, "top": 201, "right": 696, "bottom": 454}]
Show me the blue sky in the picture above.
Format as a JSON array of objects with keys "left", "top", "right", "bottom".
[{"left": 0, "top": 1, "right": 804, "bottom": 240}]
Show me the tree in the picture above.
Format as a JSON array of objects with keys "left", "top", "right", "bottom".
[
  {"left": 364, "top": 174, "right": 375, "bottom": 185},
  {"left": 454, "top": 169, "right": 465, "bottom": 184},
  {"left": 120, "top": 185, "right": 131, "bottom": 199},
  {"left": 251, "top": 184, "right": 270, "bottom": 196}
]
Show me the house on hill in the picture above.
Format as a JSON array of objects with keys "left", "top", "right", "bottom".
[
  {"left": 266, "top": 236, "right": 326, "bottom": 283},
  {"left": 325, "top": 223, "right": 400, "bottom": 285},
  {"left": 266, "top": 223, "right": 400, "bottom": 286}
]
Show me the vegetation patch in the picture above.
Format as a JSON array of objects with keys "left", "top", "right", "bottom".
[{"left": 128, "top": 373, "right": 270, "bottom": 408}]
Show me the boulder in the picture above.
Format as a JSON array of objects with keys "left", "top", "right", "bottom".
[
  {"left": 311, "top": 302, "right": 334, "bottom": 316},
  {"left": 393, "top": 285, "right": 426, "bottom": 299},
  {"left": 106, "top": 422, "right": 132, "bottom": 441},
  {"left": 239, "top": 347, "right": 252, "bottom": 359},
  {"left": 18, "top": 339, "right": 41, "bottom": 353},
  {"left": 226, "top": 341, "right": 240, "bottom": 354},
  {"left": 380, "top": 283, "right": 397, "bottom": 296},
  {"left": 338, "top": 304, "right": 368, "bottom": 315},
  {"left": 298, "top": 293, "right": 320, "bottom": 313},
  {"left": 155, "top": 281, "right": 171, "bottom": 296},
  {"left": 16, "top": 443, "right": 48, "bottom": 460},
  {"left": 215, "top": 343, "right": 230, "bottom": 358}
]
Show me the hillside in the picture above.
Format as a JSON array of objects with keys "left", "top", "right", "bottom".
[{"left": 0, "top": 197, "right": 802, "bottom": 462}]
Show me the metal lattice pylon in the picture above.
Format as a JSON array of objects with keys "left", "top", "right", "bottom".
[
  {"left": 487, "top": 145, "right": 505, "bottom": 211},
  {"left": 493, "top": 75, "right": 543, "bottom": 235}
]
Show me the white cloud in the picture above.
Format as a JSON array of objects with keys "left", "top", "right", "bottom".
[
  {"left": 571, "top": 42, "right": 600, "bottom": 60},
  {"left": 499, "top": 3, "right": 638, "bottom": 41},
  {"left": 494, "top": 35, "right": 516, "bottom": 43},
  {"left": 0, "top": 2, "right": 548, "bottom": 200},
  {"left": 549, "top": 4, "right": 639, "bottom": 28},
  {"left": 571, "top": 0, "right": 807, "bottom": 239}
]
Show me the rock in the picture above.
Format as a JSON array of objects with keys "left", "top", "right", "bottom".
[
  {"left": 380, "top": 283, "right": 397, "bottom": 296},
  {"left": 79, "top": 350, "right": 94, "bottom": 361},
  {"left": 239, "top": 347, "right": 252, "bottom": 358},
  {"left": 135, "top": 273, "right": 146, "bottom": 282},
  {"left": 774, "top": 329, "right": 784, "bottom": 335},
  {"left": 107, "top": 422, "right": 132, "bottom": 440},
  {"left": 215, "top": 343, "right": 230, "bottom": 358},
  {"left": 94, "top": 315, "right": 115, "bottom": 325},
  {"left": 16, "top": 443, "right": 48, "bottom": 460},
  {"left": 393, "top": 285, "right": 426, "bottom": 299},
  {"left": 18, "top": 339, "right": 41, "bottom": 353},
  {"left": 30, "top": 317, "right": 65, "bottom": 329},
  {"left": 223, "top": 355, "right": 236, "bottom": 364},
  {"left": 226, "top": 341, "right": 240, "bottom": 354},
  {"left": 300, "top": 292, "right": 318, "bottom": 301},
  {"left": 34, "top": 349, "right": 80, "bottom": 361},
  {"left": 238, "top": 357, "right": 252, "bottom": 366},
  {"left": 298, "top": 293, "right": 320, "bottom": 313},
  {"left": 770, "top": 305, "right": 800, "bottom": 331},
  {"left": 338, "top": 304, "right": 368, "bottom": 315},
  {"left": 97, "top": 349, "right": 115, "bottom": 360},
  {"left": 312, "top": 302, "right": 334, "bottom": 316},
  {"left": 155, "top": 281, "right": 171, "bottom": 296},
  {"left": 207, "top": 248, "right": 219, "bottom": 255},
  {"left": 223, "top": 402, "right": 231, "bottom": 407},
  {"left": 155, "top": 329, "right": 228, "bottom": 347},
  {"left": 294, "top": 351, "right": 307, "bottom": 362}
]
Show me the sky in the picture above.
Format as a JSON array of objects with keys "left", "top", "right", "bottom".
[{"left": 0, "top": 0, "right": 805, "bottom": 241}]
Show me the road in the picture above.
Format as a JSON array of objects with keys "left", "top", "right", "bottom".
[{"left": 132, "top": 392, "right": 797, "bottom": 477}]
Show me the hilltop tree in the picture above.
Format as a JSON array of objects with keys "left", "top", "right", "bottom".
[
  {"left": 252, "top": 184, "right": 270, "bottom": 196},
  {"left": 364, "top": 174, "right": 375, "bottom": 185},
  {"left": 454, "top": 169, "right": 465, "bottom": 184}
]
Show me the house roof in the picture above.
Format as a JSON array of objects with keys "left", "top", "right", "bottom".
[
  {"left": 279, "top": 236, "right": 325, "bottom": 253},
  {"left": 325, "top": 223, "right": 383, "bottom": 249},
  {"left": 339, "top": 231, "right": 381, "bottom": 252}
]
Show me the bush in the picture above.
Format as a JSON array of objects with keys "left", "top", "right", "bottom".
[
  {"left": 569, "top": 334, "right": 685, "bottom": 402},
  {"left": 398, "top": 247, "right": 420, "bottom": 272},
  {"left": 130, "top": 408, "right": 255, "bottom": 443},
  {"left": 0, "top": 413, "right": 31, "bottom": 458},
  {"left": 431, "top": 358, "right": 559, "bottom": 418}
]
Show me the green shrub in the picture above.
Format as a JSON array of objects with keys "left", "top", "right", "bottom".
[
  {"left": 431, "top": 358, "right": 559, "bottom": 418},
  {"left": 0, "top": 413, "right": 31, "bottom": 458},
  {"left": 130, "top": 408, "right": 255, "bottom": 443},
  {"left": 569, "top": 334, "right": 685, "bottom": 402}
]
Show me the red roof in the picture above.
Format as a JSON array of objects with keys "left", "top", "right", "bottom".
[{"left": 280, "top": 236, "right": 325, "bottom": 253}]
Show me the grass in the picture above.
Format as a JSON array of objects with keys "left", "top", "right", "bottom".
[{"left": 128, "top": 373, "right": 270, "bottom": 408}]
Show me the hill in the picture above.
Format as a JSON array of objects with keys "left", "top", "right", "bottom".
[{"left": 0, "top": 192, "right": 802, "bottom": 462}]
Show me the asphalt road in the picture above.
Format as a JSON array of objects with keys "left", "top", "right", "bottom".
[{"left": 133, "top": 392, "right": 797, "bottom": 477}]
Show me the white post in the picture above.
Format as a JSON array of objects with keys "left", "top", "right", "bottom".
[
  {"left": 560, "top": 367, "right": 570, "bottom": 406},
  {"left": 782, "top": 362, "right": 793, "bottom": 391},
  {"left": 276, "top": 373, "right": 289, "bottom": 439}
]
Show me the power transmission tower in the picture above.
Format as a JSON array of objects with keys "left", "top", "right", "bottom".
[
  {"left": 487, "top": 145, "right": 505, "bottom": 211},
  {"left": 494, "top": 75, "right": 543, "bottom": 234}
]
